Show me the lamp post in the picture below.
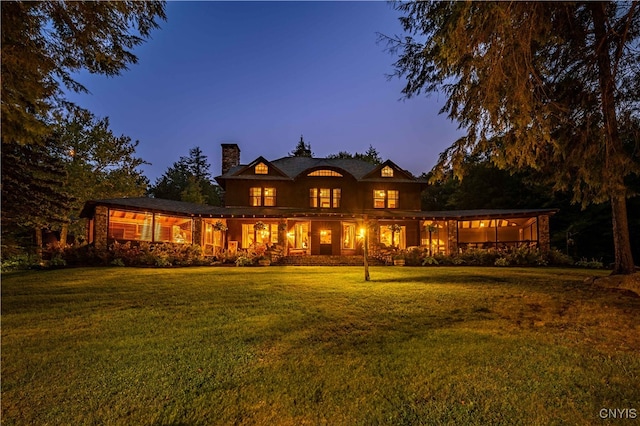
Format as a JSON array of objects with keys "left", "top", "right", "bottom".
[{"left": 363, "top": 215, "right": 370, "bottom": 281}]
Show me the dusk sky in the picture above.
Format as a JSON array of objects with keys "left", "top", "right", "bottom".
[{"left": 68, "top": 1, "right": 464, "bottom": 182}]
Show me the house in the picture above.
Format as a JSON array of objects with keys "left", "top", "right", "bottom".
[{"left": 80, "top": 143, "right": 556, "bottom": 259}]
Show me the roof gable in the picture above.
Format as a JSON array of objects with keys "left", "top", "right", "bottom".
[
  {"left": 234, "top": 156, "right": 289, "bottom": 178},
  {"left": 362, "top": 160, "right": 416, "bottom": 181}
]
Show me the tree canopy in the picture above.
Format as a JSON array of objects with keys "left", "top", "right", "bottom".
[
  {"left": 1, "top": 1, "right": 165, "bottom": 255},
  {"left": 149, "top": 147, "right": 223, "bottom": 206},
  {"left": 327, "top": 145, "right": 383, "bottom": 165},
  {"left": 384, "top": 1, "right": 639, "bottom": 274},
  {"left": 1, "top": 1, "right": 166, "bottom": 145},
  {"left": 54, "top": 108, "right": 149, "bottom": 243}
]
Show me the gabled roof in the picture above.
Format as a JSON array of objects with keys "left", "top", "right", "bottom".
[
  {"left": 232, "top": 156, "right": 290, "bottom": 179},
  {"left": 361, "top": 159, "right": 418, "bottom": 182},
  {"left": 216, "top": 156, "right": 425, "bottom": 183}
]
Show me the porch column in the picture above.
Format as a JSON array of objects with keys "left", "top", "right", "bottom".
[
  {"left": 192, "top": 217, "right": 203, "bottom": 252},
  {"left": 447, "top": 220, "right": 458, "bottom": 255},
  {"left": 94, "top": 206, "right": 109, "bottom": 251},
  {"left": 538, "top": 215, "right": 551, "bottom": 253}
]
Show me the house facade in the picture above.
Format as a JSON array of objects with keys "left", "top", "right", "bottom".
[{"left": 80, "top": 143, "right": 556, "bottom": 259}]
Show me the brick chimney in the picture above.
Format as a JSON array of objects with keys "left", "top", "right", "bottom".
[{"left": 221, "top": 143, "right": 240, "bottom": 175}]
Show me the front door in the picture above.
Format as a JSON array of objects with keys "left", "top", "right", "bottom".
[{"left": 320, "top": 229, "right": 332, "bottom": 255}]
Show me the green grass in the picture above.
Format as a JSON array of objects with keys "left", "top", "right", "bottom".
[{"left": 2, "top": 266, "right": 638, "bottom": 425}]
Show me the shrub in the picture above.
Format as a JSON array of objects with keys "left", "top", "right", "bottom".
[
  {"left": 459, "top": 248, "right": 500, "bottom": 266},
  {"left": 0, "top": 254, "right": 41, "bottom": 271},
  {"left": 575, "top": 258, "right": 604, "bottom": 269},
  {"left": 494, "top": 258, "right": 510, "bottom": 267},
  {"left": 422, "top": 256, "right": 439, "bottom": 266},
  {"left": 235, "top": 255, "right": 253, "bottom": 267},
  {"left": 405, "top": 247, "right": 424, "bottom": 266},
  {"left": 546, "top": 248, "right": 574, "bottom": 266},
  {"left": 111, "top": 258, "right": 126, "bottom": 267}
]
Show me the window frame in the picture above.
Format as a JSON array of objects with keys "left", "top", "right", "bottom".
[
  {"left": 309, "top": 187, "right": 341, "bottom": 208},
  {"left": 249, "top": 187, "right": 276, "bottom": 207},
  {"left": 373, "top": 189, "right": 399, "bottom": 209}
]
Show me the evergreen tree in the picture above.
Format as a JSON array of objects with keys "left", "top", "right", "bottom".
[
  {"left": 384, "top": 1, "right": 639, "bottom": 274},
  {"left": 290, "top": 135, "right": 313, "bottom": 157},
  {"left": 149, "top": 147, "right": 222, "bottom": 206},
  {"left": 52, "top": 108, "right": 149, "bottom": 244}
]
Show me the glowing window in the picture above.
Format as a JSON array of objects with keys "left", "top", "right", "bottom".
[
  {"left": 343, "top": 223, "right": 356, "bottom": 249},
  {"left": 250, "top": 187, "right": 262, "bottom": 206},
  {"left": 310, "top": 188, "right": 341, "bottom": 208},
  {"left": 263, "top": 187, "right": 276, "bottom": 206},
  {"left": 381, "top": 166, "right": 394, "bottom": 177},
  {"left": 380, "top": 225, "right": 406, "bottom": 248},
  {"left": 387, "top": 190, "right": 399, "bottom": 208},
  {"left": 308, "top": 169, "right": 343, "bottom": 177},
  {"left": 250, "top": 187, "right": 276, "bottom": 206},
  {"left": 309, "top": 188, "right": 318, "bottom": 207},
  {"left": 374, "top": 190, "right": 386, "bottom": 208},
  {"left": 255, "top": 162, "right": 268, "bottom": 174},
  {"left": 373, "top": 190, "right": 399, "bottom": 209},
  {"left": 319, "top": 188, "right": 331, "bottom": 208},
  {"left": 332, "top": 188, "right": 341, "bottom": 208}
]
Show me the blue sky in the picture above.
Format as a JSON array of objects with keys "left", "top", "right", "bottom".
[{"left": 68, "top": 1, "right": 463, "bottom": 182}]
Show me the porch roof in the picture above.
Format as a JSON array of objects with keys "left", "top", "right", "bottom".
[{"left": 81, "top": 198, "right": 557, "bottom": 221}]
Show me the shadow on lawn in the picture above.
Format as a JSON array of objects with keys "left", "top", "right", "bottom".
[{"left": 371, "top": 273, "right": 510, "bottom": 285}]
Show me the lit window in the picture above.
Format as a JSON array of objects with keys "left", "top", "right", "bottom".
[
  {"left": 250, "top": 187, "right": 262, "bottom": 206},
  {"left": 381, "top": 166, "right": 394, "bottom": 177},
  {"left": 107, "top": 210, "right": 193, "bottom": 244},
  {"left": 310, "top": 188, "right": 341, "bottom": 208},
  {"left": 343, "top": 223, "right": 355, "bottom": 249},
  {"left": 380, "top": 225, "right": 406, "bottom": 248},
  {"left": 333, "top": 188, "right": 341, "bottom": 208},
  {"left": 308, "top": 169, "right": 343, "bottom": 177},
  {"left": 374, "top": 190, "right": 386, "bottom": 208},
  {"left": 387, "top": 190, "right": 399, "bottom": 208},
  {"left": 255, "top": 163, "right": 268, "bottom": 174},
  {"left": 319, "top": 188, "right": 331, "bottom": 208},
  {"left": 264, "top": 187, "right": 276, "bottom": 206},
  {"left": 373, "top": 190, "right": 399, "bottom": 209},
  {"left": 154, "top": 214, "right": 193, "bottom": 244},
  {"left": 249, "top": 187, "right": 276, "bottom": 206}
]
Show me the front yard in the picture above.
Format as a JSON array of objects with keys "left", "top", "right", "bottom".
[{"left": 2, "top": 266, "right": 638, "bottom": 425}]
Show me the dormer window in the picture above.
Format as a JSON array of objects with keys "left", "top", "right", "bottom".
[
  {"left": 381, "top": 166, "right": 394, "bottom": 177},
  {"left": 308, "top": 169, "right": 343, "bottom": 177},
  {"left": 255, "top": 162, "right": 268, "bottom": 174}
]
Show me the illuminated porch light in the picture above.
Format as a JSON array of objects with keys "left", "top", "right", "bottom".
[{"left": 358, "top": 228, "right": 365, "bottom": 239}]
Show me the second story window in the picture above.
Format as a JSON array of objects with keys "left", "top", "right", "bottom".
[
  {"left": 374, "top": 189, "right": 399, "bottom": 208},
  {"left": 310, "top": 188, "right": 341, "bottom": 208},
  {"left": 250, "top": 187, "right": 276, "bottom": 206}
]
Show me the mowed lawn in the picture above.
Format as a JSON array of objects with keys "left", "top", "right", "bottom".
[{"left": 2, "top": 266, "right": 639, "bottom": 425}]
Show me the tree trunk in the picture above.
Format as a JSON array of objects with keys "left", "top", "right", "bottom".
[
  {"left": 591, "top": 2, "right": 636, "bottom": 274},
  {"left": 59, "top": 222, "right": 68, "bottom": 247},
  {"left": 34, "top": 227, "right": 43, "bottom": 260}
]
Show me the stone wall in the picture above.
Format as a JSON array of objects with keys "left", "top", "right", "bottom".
[
  {"left": 94, "top": 206, "right": 108, "bottom": 250},
  {"left": 538, "top": 214, "right": 551, "bottom": 252}
]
